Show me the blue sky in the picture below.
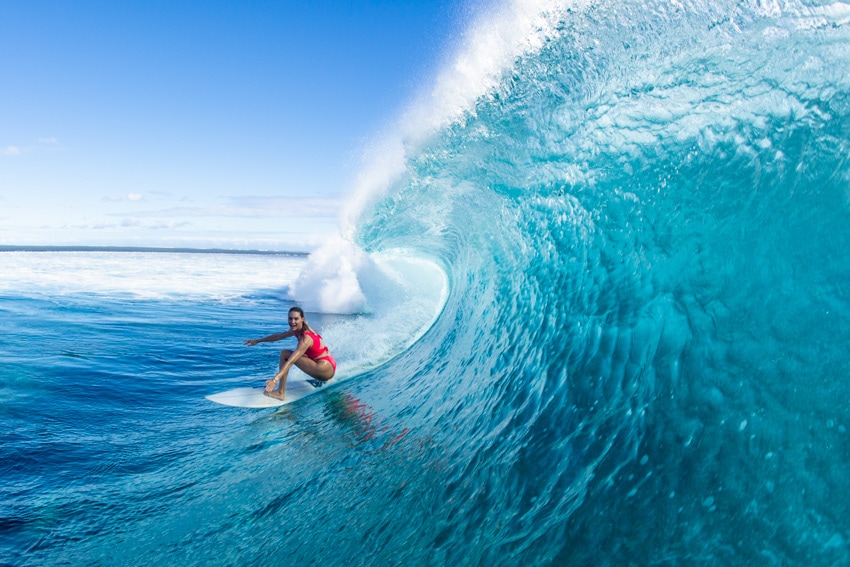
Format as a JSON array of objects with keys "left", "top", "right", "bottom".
[{"left": 0, "top": 0, "right": 470, "bottom": 251}]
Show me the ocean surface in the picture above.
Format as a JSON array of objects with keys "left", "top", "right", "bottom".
[{"left": 4, "top": 0, "right": 850, "bottom": 564}]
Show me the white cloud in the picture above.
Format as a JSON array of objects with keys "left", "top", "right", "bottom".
[
  {"left": 121, "top": 217, "right": 141, "bottom": 227},
  {"left": 149, "top": 220, "right": 191, "bottom": 229},
  {"left": 38, "top": 137, "right": 58, "bottom": 144},
  {"left": 2, "top": 146, "right": 21, "bottom": 156},
  {"left": 128, "top": 193, "right": 143, "bottom": 201}
]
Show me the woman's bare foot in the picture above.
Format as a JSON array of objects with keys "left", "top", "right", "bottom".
[{"left": 264, "top": 389, "right": 286, "bottom": 400}]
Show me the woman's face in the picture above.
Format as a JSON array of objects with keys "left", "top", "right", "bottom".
[{"left": 288, "top": 310, "right": 304, "bottom": 331}]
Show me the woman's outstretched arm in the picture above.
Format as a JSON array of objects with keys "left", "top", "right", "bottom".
[{"left": 244, "top": 329, "right": 295, "bottom": 346}]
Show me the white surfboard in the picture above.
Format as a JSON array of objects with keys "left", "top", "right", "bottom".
[{"left": 206, "top": 376, "right": 335, "bottom": 408}]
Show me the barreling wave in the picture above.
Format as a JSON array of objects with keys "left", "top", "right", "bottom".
[{"left": 284, "top": 0, "right": 850, "bottom": 563}]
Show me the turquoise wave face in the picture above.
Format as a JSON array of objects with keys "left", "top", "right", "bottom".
[{"left": 353, "top": 0, "right": 850, "bottom": 563}]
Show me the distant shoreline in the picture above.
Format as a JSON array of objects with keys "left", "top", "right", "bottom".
[{"left": 0, "top": 245, "right": 308, "bottom": 256}]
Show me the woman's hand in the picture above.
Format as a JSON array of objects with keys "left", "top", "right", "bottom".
[
  {"left": 244, "top": 339, "right": 258, "bottom": 346},
  {"left": 264, "top": 378, "right": 277, "bottom": 392}
]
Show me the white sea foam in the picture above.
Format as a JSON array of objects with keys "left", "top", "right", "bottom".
[
  {"left": 0, "top": 251, "right": 305, "bottom": 301},
  {"left": 313, "top": 249, "right": 449, "bottom": 374},
  {"left": 288, "top": 235, "right": 370, "bottom": 314}
]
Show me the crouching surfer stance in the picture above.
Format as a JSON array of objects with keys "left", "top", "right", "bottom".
[{"left": 244, "top": 306, "right": 337, "bottom": 400}]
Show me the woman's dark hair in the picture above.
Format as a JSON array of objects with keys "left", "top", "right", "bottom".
[{"left": 288, "top": 306, "right": 313, "bottom": 333}]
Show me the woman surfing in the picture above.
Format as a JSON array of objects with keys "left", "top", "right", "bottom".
[{"left": 244, "top": 306, "right": 337, "bottom": 400}]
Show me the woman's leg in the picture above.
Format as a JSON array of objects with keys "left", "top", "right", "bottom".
[
  {"left": 278, "top": 349, "right": 293, "bottom": 371},
  {"left": 291, "top": 356, "right": 335, "bottom": 381},
  {"left": 275, "top": 349, "right": 334, "bottom": 382},
  {"left": 263, "top": 349, "right": 294, "bottom": 398}
]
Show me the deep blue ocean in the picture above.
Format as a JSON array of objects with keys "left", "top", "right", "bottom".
[{"left": 4, "top": 0, "right": 850, "bottom": 564}]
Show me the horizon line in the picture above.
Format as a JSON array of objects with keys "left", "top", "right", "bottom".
[{"left": 0, "top": 245, "right": 309, "bottom": 256}]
